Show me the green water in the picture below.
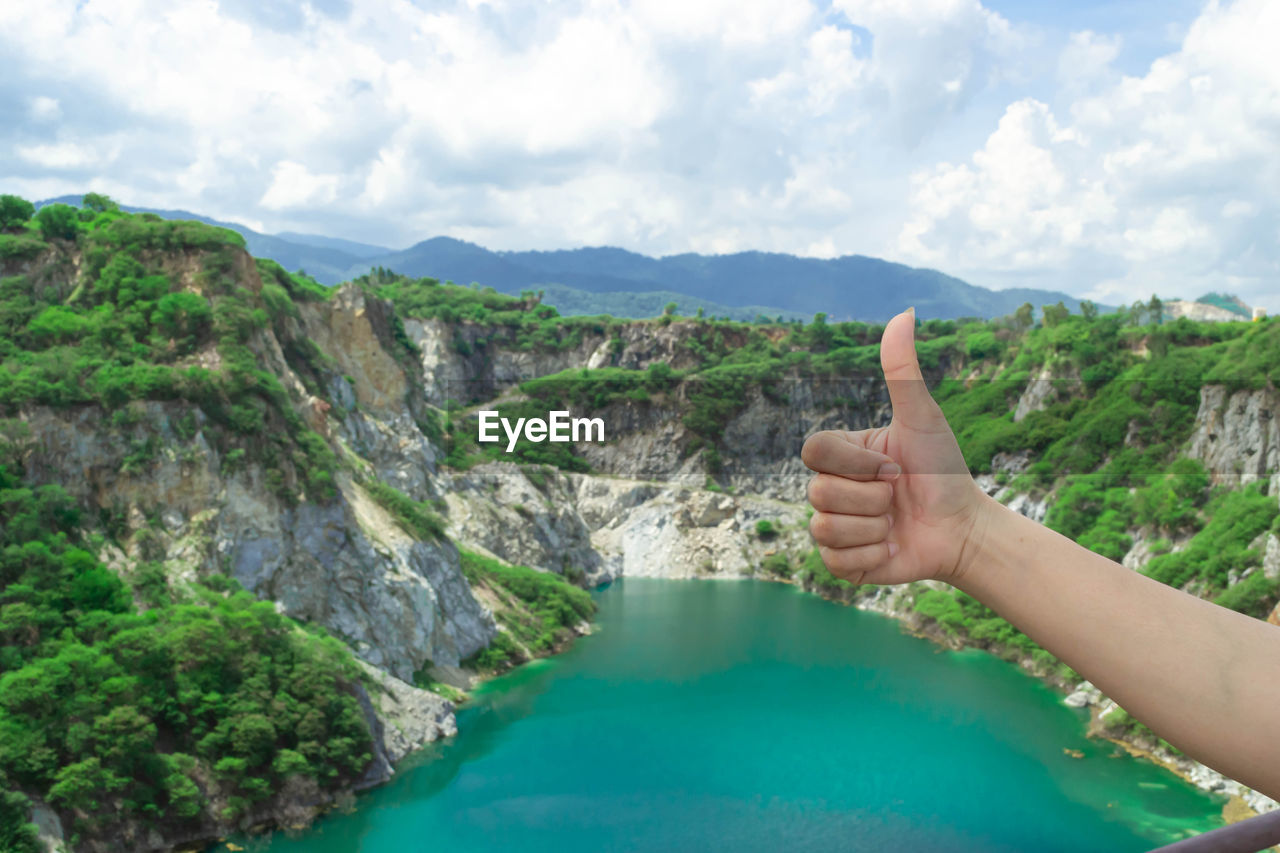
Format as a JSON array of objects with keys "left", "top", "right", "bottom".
[{"left": 255, "top": 579, "right": 1224, "bottom": 852}]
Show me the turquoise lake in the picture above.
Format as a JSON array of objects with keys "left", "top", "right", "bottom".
[{"left": 254, "top": 578, "right": 1224, "bottom": 852}]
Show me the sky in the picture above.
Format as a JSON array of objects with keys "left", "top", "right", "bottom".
[{"left": 2, "top": 0, "right": 1278, "bottom": 310}]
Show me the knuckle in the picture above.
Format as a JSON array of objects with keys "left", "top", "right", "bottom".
[
  {"left": 820, "top": 546, "right": 866, "bottom": 581},
  {"left": 825, "top": 543, "right": 888, "bottom": 578},
  {"left": 809, "top": 512, "right": 832, "bottom": 543},
  {"left": 807, "top": 475, "right": 833, "bottom": 510}
]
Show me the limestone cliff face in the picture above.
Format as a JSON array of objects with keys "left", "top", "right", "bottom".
[
  {"left": 441, "top": 462, "right": 812, "bottom": 583},
  {"left": 1185, "top": 385, "right": 1280, "bottom": 485},
  {"left": 19, "top": 272, "right": 494, "bottom": 685},
  {"left": 407, "top": 316, "right": 765, "bottom": 406},
  {"left": 1013, "top": 363, "right": 1081, "bottom": 422},
  {"left": 579, "top": 477, "right": 810, "bottom": 579},
  {"left": 574, "top": 375, "right": 890, "bottom": 501},
  {"left": 407, "top": 312, "right": 892, "bottom": 499},
  {"left": 443, "top": 463, "right": 607, "bottom": 583}
]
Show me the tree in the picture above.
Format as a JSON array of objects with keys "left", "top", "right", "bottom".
[
  {"left": 696, "top": 307, "right": 705, "bottom": 319},
  {"left": 1013, "top": 302, "right": 1034, "bottom": 332},
  {"left": 26, "top": 306, "right": 88, "bottom": 346},
  {"left": 1148, "top": 294, "right": 1164, "bottom": 325},
  {"left": 1080, "top": 300, "right": 1098, "bottom": 321},
  {"left": 662, "top": 302, "right": 678, "bottom": 317},
  {"left": 644, "top": 361, "right": 675, "bottom": 391},
  {"left": 34, "top": 204, "right": 79, "bottom": 241},
  {"left": 81, "top": 193, "right": 118, "bottom": 214},
  {"left": 1130, "top": 300, "right": 1148, "bottom": 326},
  {"left": 0, "top": 195, "right": 34, "bottom": 230},
  {"left": 0, "top": 789, "right": 40, "bottom": 853},
  {"left": 808, "top": 312, "right": 834, "bottom": 351},
  {"left": 153, "top": 292, "right": 213, "bottom": 343},
  {"left": 1042, "top": 301, "right": 1070, "bottom": 328}
]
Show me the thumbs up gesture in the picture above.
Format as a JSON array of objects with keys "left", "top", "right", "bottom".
[{"left": 801, "top": 308, "right": 991, "bottom": 586}]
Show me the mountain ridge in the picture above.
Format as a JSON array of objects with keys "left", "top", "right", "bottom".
[
  {"left": 350, "top": 236, "right": 1092, "bottom": 322},
  {"left": 36, "top": 195, "right": 1088, "bottom": 322}
]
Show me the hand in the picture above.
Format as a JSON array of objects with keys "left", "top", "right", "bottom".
[{"left": 801, "top": 308, "right": 991, "bottom": 585}]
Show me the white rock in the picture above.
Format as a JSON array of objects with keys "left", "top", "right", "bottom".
[
  {"left": 1064, "top": 682, "right": 1101, "bottom": 708},
  {"left": 1264, "top": 533, "right": 1280, "bottom": 581}
]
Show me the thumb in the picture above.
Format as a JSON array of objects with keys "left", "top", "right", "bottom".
[{"left": 880, "top": 307, "right": 943, "bottom": 430}]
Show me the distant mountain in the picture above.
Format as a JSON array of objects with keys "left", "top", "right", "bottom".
[
  {"left": 350, "top": 238, "right": 1091, "bottom": 322},
  {"left": 274, "top": 231, "right": 390, "bottom": 259},
  {"left": 36, "top": 195, "right": 1090, "bottom": 321}
]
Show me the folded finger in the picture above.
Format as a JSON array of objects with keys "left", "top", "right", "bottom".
[
  {"left": 807, "top": 474, "right": 894, "bottom": 516},
  {"left": 809, "top": 511, "right": 892, "bottom": 549},
  {"left": 818, "top": 541, "right": 897, "bottom": 581}
]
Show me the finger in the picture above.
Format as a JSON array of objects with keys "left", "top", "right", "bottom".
[
  {"left": 801, "top": 431, "right": 899, "bottom": 480},
  {"left": 818, "top": 542, "right": 898, "bottom": 582},
  {"left": 809, "top": 511, "right": 892, "bottom": 549},
  {"left": 880, "top": 308, "right": 945, "bottom": 431},
  {"left": 807, "top": 474, "right": 893, "bottom": 516}
]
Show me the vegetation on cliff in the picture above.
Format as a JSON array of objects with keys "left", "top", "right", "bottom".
[
  {"left": 0, "top": 195, "right": 339, "bottom": 504},
  {"left": 0, "top": 444, "right": 374, "bottom": 849},
  {"left": 458, "top": 550, "right": 596, "bottom": 673},
  {"left": 0, "top": 196, "right": 379, "bottom": 848}
]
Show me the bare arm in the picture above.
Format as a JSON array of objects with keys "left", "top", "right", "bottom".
[
  {"left": 802, "top": 308, "right": 1280, "bottom": 799},
  {"left": 958, "top": 491, "right": 1280, "bottom": 797}
]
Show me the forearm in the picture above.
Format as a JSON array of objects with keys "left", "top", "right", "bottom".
[{"left": 953, "top": 494, "right": 1280, "bottom": 798}]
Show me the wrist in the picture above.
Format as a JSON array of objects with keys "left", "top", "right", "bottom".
[{"left": 948, "top": 490, "right": 1005, "bottom": 592}]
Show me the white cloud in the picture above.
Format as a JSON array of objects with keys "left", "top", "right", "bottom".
[
  {"left": 749, "top": 25, "right": 867, "bottom": 118},
  {"left": 1058, "top": 30, "right": 1121, "bottom": 89},
  {"left": 28, "top": 96, "right": 61, "bottom": 121},
  {"left": 832, "top": 0, "right": 1030, "bottom": 143},
  {"left": 630, "top": 0, "right": 813, "bottom": 45},
  {"left": 898, "top": 99, "right": 1113, "bottom": 273},
  {"left": 896, "top": 0, "right": 1280, "bottom": 311},
  {"left": 17, "top": 141, "right": 105, "bottom": 169},
  {"left": 260, "top": 160, "right": 342, "bottom": 210}
]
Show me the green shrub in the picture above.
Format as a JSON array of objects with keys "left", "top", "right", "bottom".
[
  {"left": 464, "top": 631, "right": 522, "bottom": 672},
  {"left": 34, "top": 204, "right": 80, "bottom": 241},
  {"left": 796, "top": 548, "right": 853, "bottom": 594},
  {"left": 1144, "top": 484, "right": 1278, "bottom": 592},
  {"left": 0, "top": 195, "right": 35, "bottom": 230},
  {"left": 0, "top": 234, "right": 47, "bottom": 261},
  {"left": 1213, "top": 571, "right": 1279, "bottom": 618},
  {"left": 364, "top": 480, "right": 445, "bottom": 541},
  {"left": 913, "top": 589, "right": 967, "bottom": 636},
  {"left": 761, "top": 553, "right": 791, "bottom": 577}
]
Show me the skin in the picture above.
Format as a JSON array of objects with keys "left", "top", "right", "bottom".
[{"left": 801, "top": 308, "right": 1280, "bottom": 800}]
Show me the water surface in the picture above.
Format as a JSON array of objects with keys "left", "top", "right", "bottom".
[{"left": 256, "top": 579, "right": 1223, "bottom": 852}]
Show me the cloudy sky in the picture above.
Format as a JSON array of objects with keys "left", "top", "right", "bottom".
[{"left": 2, "top": 0, "right": 1278, "bottom": 309}]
